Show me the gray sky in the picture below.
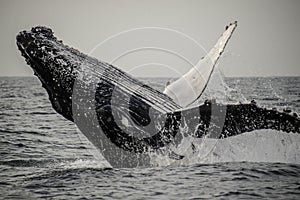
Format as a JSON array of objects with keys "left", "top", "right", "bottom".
[{"left": 0, "top": 0, "right": 300, "bottom": 77}]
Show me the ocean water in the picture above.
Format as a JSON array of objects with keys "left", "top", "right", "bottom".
[{"left": 0, "top": 76, "right": 300, "bottom": 199}]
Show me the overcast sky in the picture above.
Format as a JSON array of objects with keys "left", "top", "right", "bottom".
[{"left": 0, "top": 0, "right": 299, "bottom": 77}]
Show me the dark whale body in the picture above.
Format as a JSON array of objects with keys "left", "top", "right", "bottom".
[{"left": 16, "top": 26, "right": 300, "bottom": 167}]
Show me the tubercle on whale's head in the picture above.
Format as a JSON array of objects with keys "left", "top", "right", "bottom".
[{"left": 16, "top": 26, "right": 76, "bottom": 121}]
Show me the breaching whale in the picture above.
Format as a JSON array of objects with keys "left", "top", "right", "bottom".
[{"left": 16, "top": 22, "right": 300, "bottom": 168}]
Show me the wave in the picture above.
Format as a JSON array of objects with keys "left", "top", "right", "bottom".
[
  {"left": 0, "top": 158, "right": 110, "bottom": 169},
  {"left": 32, "top": 92, "right": 46, "bottom": 97},
  {"left": 0, "top": 129, "right": 47, "bottom": 136},
  {"left": 0, "top": 141, "right": 29, "bottom": 148},
  {"left": 193, "top": 162, "right": 300, "bottom": 179},
  {"left": 150, "top": 130, "right": 300, "bottom": 167},
  {"left": 261, "top": 97, "right": 280, "bottom": 101},
  {"left": 26, "top": 111, "right": 56, "bottom": 115}
]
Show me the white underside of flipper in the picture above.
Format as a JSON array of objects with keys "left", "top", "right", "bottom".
[{"left": 163, "top": 22, "right": 237, "bottom": 108}]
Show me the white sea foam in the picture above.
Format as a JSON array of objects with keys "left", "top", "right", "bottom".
[{"left": 150, "top": 130, "right": 300, "bottom": 167}]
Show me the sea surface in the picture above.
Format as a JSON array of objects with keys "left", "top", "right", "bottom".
[{"left": 0, "top": 76, "right": 300, "bottom": 199}]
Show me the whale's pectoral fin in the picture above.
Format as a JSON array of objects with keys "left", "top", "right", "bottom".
[
  {"left": 221, "top": 103, "right": 300, "bottom": 137},
  {"left": 192, "top": 103, "right": 300, "bottom": 138},
  {"left": 163, "top": 21, "right": 237, "bottom": 107}
]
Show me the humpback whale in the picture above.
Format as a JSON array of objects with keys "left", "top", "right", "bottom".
[{"left": 16, "top": 22, "right": 300, "bottom": 168}]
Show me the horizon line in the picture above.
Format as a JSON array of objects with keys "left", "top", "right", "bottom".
[{"left": 1, "top": 75, "right": 300, "bottom": 78}]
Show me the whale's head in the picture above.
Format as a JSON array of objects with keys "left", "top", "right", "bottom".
[{"left": 16, "top": 26, "right": 77, "bottom": 121}]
